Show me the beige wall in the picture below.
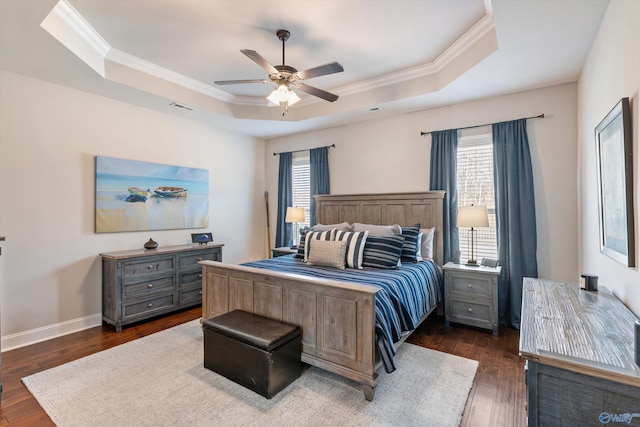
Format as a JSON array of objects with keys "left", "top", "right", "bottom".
[
  {"left": 578, "top": 0, "right": 640, "bottom": 316},
  {"left": 266, "top": 83, "right": 580, "bottom": 285},
  {"left": 0, "top": 70, "right": 266, "bottom": 349}
]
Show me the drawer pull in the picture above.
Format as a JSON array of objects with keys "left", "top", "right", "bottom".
[
  {"left": 147, "top": 283, "right": 153, "bottom": 288},
  {"left": 467, "top": 307, "right": 473, "bottom": 313},
  {"left": 199, "top": 291, "right": 202, "bottom": 295},
  {"left": 147, "top": 264, "right": 154, "bottom": 270},
  {"left": 198, "top": 274, "right": 202, "bottom": 278},
  {"left": 147, "top": 303, "right": 153, "bottom": 308},
  {"left": 197, "top": 257, "right": 203, "bottom": 261},
  {"left": 467, "top": 283, "right": 473, "bottom": 288}
]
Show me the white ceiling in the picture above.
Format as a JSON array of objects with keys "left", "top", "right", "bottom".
[{"left": 0, "top": 0, "right": 609, "bottom": 139}]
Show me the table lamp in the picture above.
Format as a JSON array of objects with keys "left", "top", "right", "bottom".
[
  {"left": 457, "top": 205, "right": 489, "bottom": 266},
  {"left": 285, "top": 206, "right": 305, "bottom": 249}
]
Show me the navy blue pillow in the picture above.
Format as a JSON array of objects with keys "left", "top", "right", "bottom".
[
  {"left": 362, "top": 235, "right": 405, "bottom": 269},
  {"left": 400, "top": 224, "right": 421, "bottom": 263}
]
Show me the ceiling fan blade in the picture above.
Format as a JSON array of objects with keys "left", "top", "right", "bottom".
[
  {"left": 296, "top": 62, "right": 344, "bottom": 80},
  {"left": 214, "top": 79, "right": 271, "bottom": 85},
  {"left": 240, "top": 49, "right": 279, "bottom": 74},
  {"left": 292, "top": 82, "right": 339, "bottom": 102}
]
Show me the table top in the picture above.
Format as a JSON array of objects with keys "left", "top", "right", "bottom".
[
  {"left": 443, "top": 261, "right": 501, "bottom": 275},
  {"left": 519, "top": 278, "right": 640, "bottom": 387},
  {"left": 101, "top": 243, "right": 224, "bottom": 259},
  {"left": 272, "top": 246, "right": 297, "bottom": 253}
]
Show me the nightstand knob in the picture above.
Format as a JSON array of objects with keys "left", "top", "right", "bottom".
[
  {"left": 468, "top": 307, "right": 473, "bottom": 313},
  {"left": 467, "top": 283, "right": 473, "bottom": 288},
  {"left": 198, "top": 257, "right": 203, "bottom": 261},
  {"left": 147, "top": 283, "right": 153, "bottom": 288},
  {"left": 147, "top": 264, "right": 154, "bottom": 269},
  {"left": 147, "top": 303, "right": 153, "bottom": 308},
  {"left": 198, "top": 274, "right": 202, "bottom": 278}
]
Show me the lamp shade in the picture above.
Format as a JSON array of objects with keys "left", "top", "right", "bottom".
[
  {"left": 457, "top": 205, "right": 489, "bottom": 228},
  {"left": 285, "top": 206, "right": 305, "bottom": 223},
  {"left": 267, "top": 85, "right": 301, "bottom": 107}
]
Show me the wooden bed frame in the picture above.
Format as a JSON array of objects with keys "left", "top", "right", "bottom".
[{"left": 200, "top": 191, "right": 445, "bottom": 400}]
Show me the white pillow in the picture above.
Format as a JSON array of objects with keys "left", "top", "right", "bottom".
[
  {"left": 306, "top": 240, "right": 347, "bottom": 269},
  {"left": 352, "top": 223, "right": 401, "bottom": 236},
  {"left": 417, "top": 227, "right": 435, "bottom": 261},
  {"left": 312, "top": 222, "right": 352, "bottom": 232}
]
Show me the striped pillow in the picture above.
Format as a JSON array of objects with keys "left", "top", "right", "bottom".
[
  {"left": 304, "top": 229, "right": 337, "bottom": 262},
  {"left": 335, "top": 230, "right": 369, "bottom": 269},
  {"left": 400, "top": 224, "right": 421, "bottom": 263},
  {"left": 362, "top": 235, "right": 405, "bottom": 269},
  {"left": 295, "top": 228, "right": 309, "bottom": 259}
]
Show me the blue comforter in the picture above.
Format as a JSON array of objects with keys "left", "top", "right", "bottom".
[{"left": 242, "top": 255, "right": 443, "bottom": 372}]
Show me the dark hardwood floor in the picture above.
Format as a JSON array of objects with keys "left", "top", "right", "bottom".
[
  {"left": 0, "top": 307, "right": 526, "bottom": 426},
  {"left": 408, "top": 316, "right": 527, "bottom": 427}
]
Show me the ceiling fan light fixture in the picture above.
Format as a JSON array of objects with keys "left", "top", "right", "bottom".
[
  {"left": 266, "top": 84, "right": 301, "bottom": 113},
  {"left": 275, "top": 83, "right": 290, "bottom": 102},
  {"left": 216, "top": 29, "right": 343, "bottom": 112}
]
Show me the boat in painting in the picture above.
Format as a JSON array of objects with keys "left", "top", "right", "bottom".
[
  {"left": 126, "top": 187, "right": 150, "bottom": 202},
  {"left": 154, "top": 187, "right": 188, "bottom": 198}
]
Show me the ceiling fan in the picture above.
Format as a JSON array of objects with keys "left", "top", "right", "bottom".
[{"left": 214, "top": 29, "right": 344, "bottom": 113}]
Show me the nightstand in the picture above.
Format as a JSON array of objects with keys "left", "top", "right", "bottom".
[
  {"left": 271, "top": 246, "right": 297, "bottom": 258},
  {"left": 442, "top": 262, "right": 502, "bottom": 336}
]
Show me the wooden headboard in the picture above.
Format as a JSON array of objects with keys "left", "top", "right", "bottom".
[{"left": 315, "top": 191, "right": 446, "bottom": 266}]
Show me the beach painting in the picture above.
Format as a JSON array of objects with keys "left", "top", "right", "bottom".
[{"left": 95, "top": 156, "right": 209, "bottom": 233}]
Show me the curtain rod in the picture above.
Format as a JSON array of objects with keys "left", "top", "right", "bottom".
[
  {"left": 273, "top": 143, "right": 335, "bottom": 156},
  {"left": 420, "top": 114, "right": 544, "bottom": 136}
]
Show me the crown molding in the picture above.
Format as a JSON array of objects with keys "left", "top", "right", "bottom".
[
  {"left": 40, "top": 0, "right": 110, "bottom": 76},
  {"left": 40, "top": 0, "right": 497, "bottom": 118},
  {"left": 105, "top": 49, "right": 234, "bottom": 103},
  {"left": 336, "top": 14, "right": 495, "bottom": 99}
]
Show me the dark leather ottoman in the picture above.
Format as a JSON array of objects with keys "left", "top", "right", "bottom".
[{"left": 203, "top": 310, "right": 302, "bottom": 399}]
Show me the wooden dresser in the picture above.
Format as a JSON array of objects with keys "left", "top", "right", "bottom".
[
  {"left": 520, "top": 278, "right": 640, "bottom": 426},
  {"left": 101, "top": 243, "right": 223, "bottom": 332}
]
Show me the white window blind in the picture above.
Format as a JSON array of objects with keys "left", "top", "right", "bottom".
[
  {"left": 292, "top": 152, "right": 311, "bottom": 238},
  {"left": 457, "top": 130, "right": 498, "bottom": 261}
]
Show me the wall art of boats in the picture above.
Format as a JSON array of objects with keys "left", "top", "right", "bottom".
[
  {"left": 125, "top": 187, "right": 150, "bottom": 202},
  {"left": 154, "top": 187, "right": 188, "bottom": 198}
]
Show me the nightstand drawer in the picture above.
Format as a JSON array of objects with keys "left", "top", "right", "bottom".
[
  {"left": 449, "top": 299, "right": 491, "bottom": 323},
  {"left": 450, "top": 275, "right": 493, "bottom": 297}
]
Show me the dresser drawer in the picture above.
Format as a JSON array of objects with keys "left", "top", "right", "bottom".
[
  {"left": 179, "top": 270, "right": 203, "bottom": 288},
  {"left": 123, "top": 294, "right": 175, "bottom": 320},
  {"left": 123, "top": 256, "right": 175, "bottom": 278},
  {"left": 179, "top": 287, "right": 202, "bottom": 306},
  {"left": 179, "top": 250, "right": 218, "bottom": 269},
  {"left": 449, "top": 299, "right": 491, "bottom": 323},
  {"left": 123, "top": 276, "right": 175, "bottom": 299},
  {"left": 450, "top": 274, "right": 493, "bottom": 297}
]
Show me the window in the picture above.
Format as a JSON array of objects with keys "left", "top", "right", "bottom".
[
  {"left": 457, "top": 128, "right": 498, "bottom": 261},
  {"left": 292, "top": 151, "right": 311, "bottom": 240}
]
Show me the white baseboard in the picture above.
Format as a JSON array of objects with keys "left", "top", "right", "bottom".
[{"left": 1, "top": 313, "right": 103, "bottom": 352}]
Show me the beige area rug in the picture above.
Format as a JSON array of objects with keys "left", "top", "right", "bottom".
[{"left": 23, "top": 320, "right": 478, "bottom": 427}]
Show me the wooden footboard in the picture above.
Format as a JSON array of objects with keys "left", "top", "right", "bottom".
[{"left": 200, "top": 261, "right": 380, "bottom": 400}]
